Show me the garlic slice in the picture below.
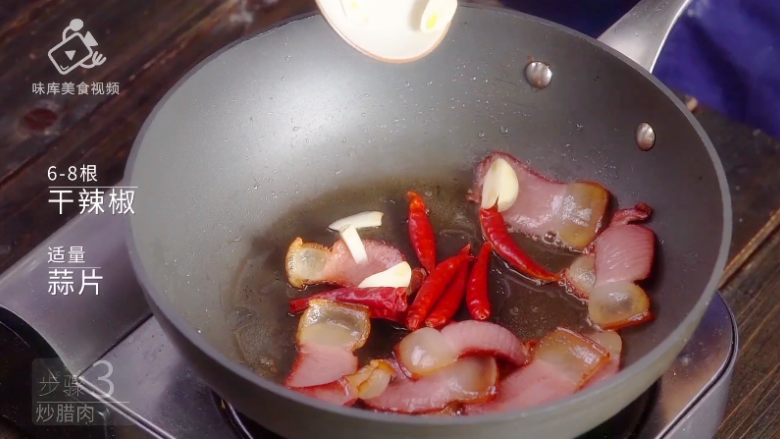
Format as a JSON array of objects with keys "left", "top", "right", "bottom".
[
  {"left": 329, "top": 211, "right": 384, "bottom": 231},
  {"left": 340, "top": 0, "right": 371, "bottom": 25},
  {"left": 339, "top": 225, "right": 368, "bottom": 264},
  {"left": 358, "top": 261, "right": 412, "bottom": 288},
  {"left": 480, "top": 158, "right": 519, "bottom": 212},
  {"left": 420, "top": 0, "right": 458, "bottom": 33}
]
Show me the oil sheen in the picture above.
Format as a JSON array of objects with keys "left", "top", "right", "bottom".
[{"left": 223, "top": 178, "right": 596, "bottom": 384}]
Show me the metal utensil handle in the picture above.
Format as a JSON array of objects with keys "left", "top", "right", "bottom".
[{"left": 597, "top": 0, "right": 694, "bottom": 73}]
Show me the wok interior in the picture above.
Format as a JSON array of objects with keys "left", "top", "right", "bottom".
[
  {"left": 226, "top": 180, "right": 598, "bottom": 383},
  {"left": 128, "top": 9, "right": 727, "bottom": 392}
]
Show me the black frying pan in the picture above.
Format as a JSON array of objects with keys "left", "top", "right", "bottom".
[{"left": 124, "top": 1, "right": 731, "bottom": 438}]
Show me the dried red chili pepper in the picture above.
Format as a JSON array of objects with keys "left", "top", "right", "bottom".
[
  {"left": 425, "top": 245, "right": 472, "bottom": 328},
  {"left": 407, "top": 191, "right": 437, "bottom": 273},
  {"left": 405, "top": 253, "right": 473, "bottom": 330},
  {"left": 289, "top": 287, "right": 408, "bottom": 323},
  {"left": 479, "top": 207, "right": 560, "bottom": 283},
  {"left": 408, "top": 267, "right": 427, "bottom": 297},
  {"left": 466, "top": 242, "right": 493, "bottom": 320}
]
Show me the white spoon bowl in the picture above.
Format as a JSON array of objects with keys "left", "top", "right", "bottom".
[{"left": 314, "top": 0, "right": 457, "bottom": 63}]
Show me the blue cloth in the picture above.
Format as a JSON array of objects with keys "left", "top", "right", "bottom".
[{"left": 501, "top": 0, "right": 780, "bottom": 139}]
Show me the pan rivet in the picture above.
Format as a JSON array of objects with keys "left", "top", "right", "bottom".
[
  {"left": 525, "top": 62, "right": 552, "bottom": 89},
  {"left": 635, "top": 123, "right": 656, "bottom": 151}
]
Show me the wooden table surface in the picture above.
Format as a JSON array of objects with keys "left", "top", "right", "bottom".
[{"left": 1, "top": 1, "right": 780, "bottom": 438}]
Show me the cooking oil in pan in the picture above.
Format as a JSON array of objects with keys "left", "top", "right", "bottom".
[{"left": 223, "top": 178, "right": 597, "bottom": 384}]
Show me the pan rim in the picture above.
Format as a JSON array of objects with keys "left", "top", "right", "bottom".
[{"left": 123, "top": 3, "right": 733, "bottom": 429}]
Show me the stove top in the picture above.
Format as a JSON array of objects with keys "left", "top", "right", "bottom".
[{"left": 0, "top": 210, "right": 737, "bottom": 439}]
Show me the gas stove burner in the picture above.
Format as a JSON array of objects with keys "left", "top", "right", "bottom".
[
  {"left": 219, "top": 389, "right": 652, "bottom": 439},
  {"left": 577, "top": 389, "right": 652, "bottom": 438},
  {"left": 220, "top": 397, "right": 281, "bottom": 439}
]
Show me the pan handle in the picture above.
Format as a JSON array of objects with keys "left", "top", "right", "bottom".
[{"left": 597, "top": 0, "right": 694, "bottom": 73}]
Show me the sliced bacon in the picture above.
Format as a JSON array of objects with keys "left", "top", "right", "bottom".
[
  {"left": 589, "top": 281, "right": 652, "bottom": 330},
  {"left": 464, "top": 328, "right": 608, "bottom": 414},
  {"left": 293, "top": 378, "right": 358, "bottom": 406},
  {"left": 564, "top": 204, "right": 655, "bottom": 330},
  {"left": 472, "top": 153, "right": 566, "bottom": 236},
  {"left": 471, "top": 152, "right": 609, "bottom": 251},
  {"left": 464, "top": 359, "right": 576, "bottom": 414},
  {"left": 440, "top": 320, "right": 529, "bottom": 366},
  {"left": 426, "top": 404, "right": 461, "bottom": 416},
  {"left": 285, "top": 237, "right": 405, "bottom": 288},
  {"left": 395, "top": 327, "right": 459, "bottom": 378},
  {"left": 356, "top": 360, "right": 396, "bottom": 399},
  {"left": 593, "top": 224, "right": 655, "bottom": 287},
  {"left": 296, "top": 299, "right": 371, "bottom": 351},
  {"left": 344, "top": 359, "right": 397, "bottom": 400},
  {"left": 583, "top": 331, "right": 622, "bottom": 388},
  {"left": 287, "top": 300, "right": 368, "bottom": 392},
  {"left": 396, "top": 321, "right": 527, "bottom": 379},
  {"left": 532, "top": 328, "right": 610, "bottom": 385},
  {"left": 345, "top": 362, "right": 377, "bottom": 389},
  {"left": 294, "top": 359, "right": 395, "bottom": 406},
  {"left": 285, "top": 343, "right": 358, "bottom": 388},
  {"left": 364, "top": 357, "right": 498, "bottom": 414},
  {"left": 558, "top": 182, "right": 611, "bottom": 249},
  {"left": 563, "top": 254, "right": 596, "bottom": 299},
  {"left": 610, "top": 203, "right": 653, "bottom": 227}
]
